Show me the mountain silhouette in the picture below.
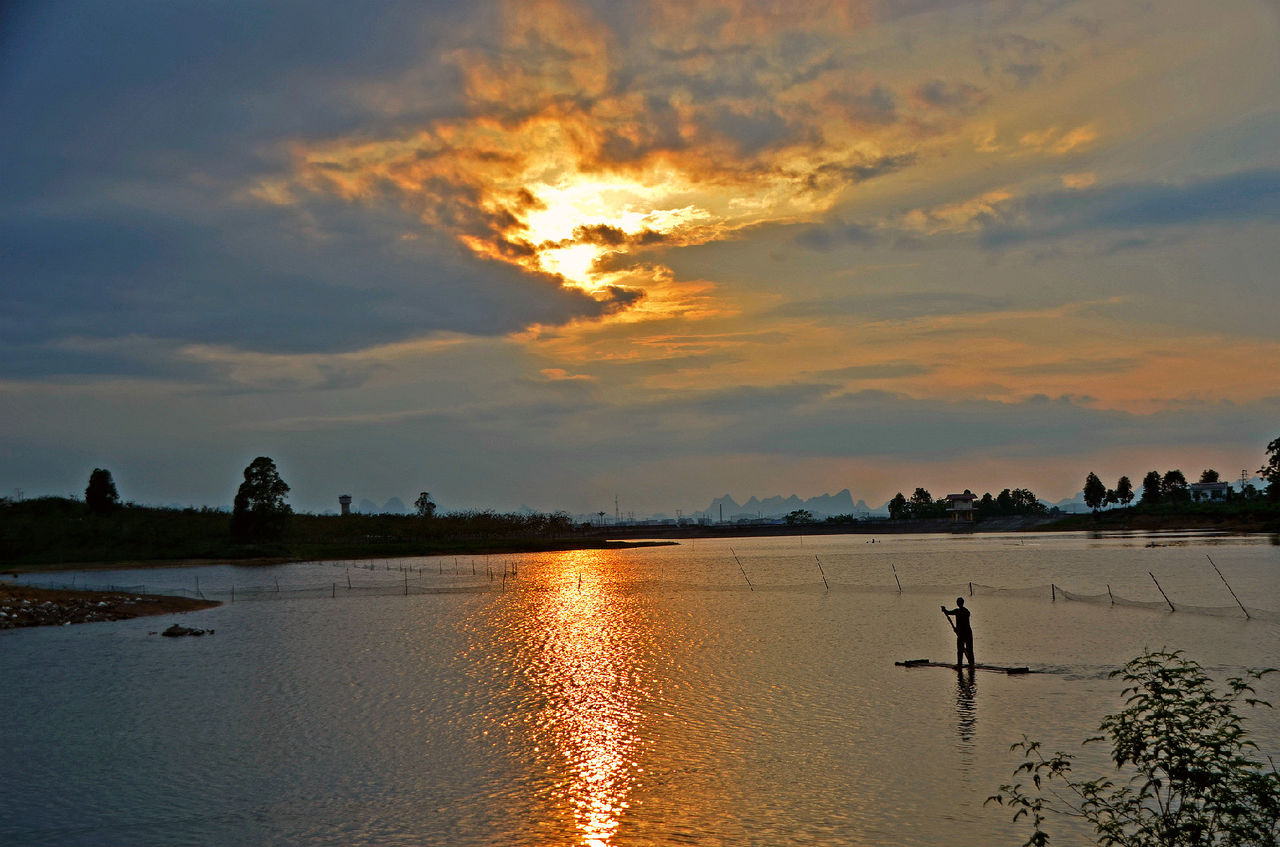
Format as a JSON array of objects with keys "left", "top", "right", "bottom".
[{"left": 703, "top": 488, "right": 877, "bottom": 519}]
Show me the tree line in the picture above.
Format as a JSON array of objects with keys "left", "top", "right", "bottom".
[
  {"left": 1082, "top": 435, "right": 1280, "bottom": 513},
  {"left": 885, "top": 486, "right": 1048, "bottom": 521},
  {"left": 1, "top": 456, "right": 587, "bottom": 565}
]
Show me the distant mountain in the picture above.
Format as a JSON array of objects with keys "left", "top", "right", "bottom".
[
  {"left": 357, "top": 498, "right": 379, "bottom": 514},
  {"left": 702, "top": 489, "right": 875, "bottom": 520},
  {"left": 382, "top": 497, "right": 407, "bottom": 515}
]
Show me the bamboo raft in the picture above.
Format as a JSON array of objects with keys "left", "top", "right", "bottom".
[{"left": 895, "top": 658, "right": 1035, "bottom": 675}]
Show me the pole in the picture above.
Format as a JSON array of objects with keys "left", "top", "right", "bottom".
[
  {"left": 1107, "top": 584, "right": 1114, "bottom": 605},
  {"left": 1051, "top": 583, "right": 1056, "bottom": 602},
  {"left": 1206, "top": 555, "right": 1250, "bottom": 619},
  {"left": 815, "top": 555, "right": 829, "bottom": 591},
  {"left": 891, "top": 563, "right": 902, "bottom": 593},
  {"left": 731, "top": 548, "right": 754, "bottom": 591},
  {"left": 1149, "top": 571, "right": 1175, "bottom": 612}
]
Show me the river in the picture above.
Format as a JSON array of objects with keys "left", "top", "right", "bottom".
[{"left": 2, "top": 531, "right": 1277, "bottom": 846}]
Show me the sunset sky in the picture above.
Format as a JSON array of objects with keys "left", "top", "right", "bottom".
[{"left": 3, "top": 1, "right": 1278, "bottom": 516}]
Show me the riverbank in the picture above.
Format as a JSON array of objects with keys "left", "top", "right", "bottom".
[{"left": 0, "top": 582, "right": 220, "bottom": 629}]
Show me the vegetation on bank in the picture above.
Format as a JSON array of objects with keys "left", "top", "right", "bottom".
[
  {"left": 990, "top": 649, "right": 1279, "bottom": 847},
  {"left": 1062, "top": 437, "right": 1280, "bottom": 531},
  {"left": 0, "top": 497, "right": 601, "bottom": 569}
]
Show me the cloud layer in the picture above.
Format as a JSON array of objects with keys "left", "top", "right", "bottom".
[{"left": 2, "top": 0, "right": 1278, "bottom": 513}]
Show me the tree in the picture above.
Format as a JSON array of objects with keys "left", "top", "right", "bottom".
[
  {"left": 996, "top": 488, "right": 1015, "bottom": 515},
  {"left": 909, "top": 487, "right": 936, "bottom": 519},
  {"left": 1083, "top": 472, "right": 1107, "bottom": 512},
  {"left": 1260, "top": 437, "right": 1280, "bottom": 500},
  {"left": 989, "top": 649, "right": 1279, "bottom": 847},
  {"left": 414, "top": 491, "right": 436, "bottom": 518},
  {"left": 888, "top": 492, "right": 908, "bottom": 520},
  {"left": 1140, "top": 471, "right": 1162, "bottom": 506},
  {"left": 1115, "top": 475, "right": 1134, "bottom": 506},
  {"left": 784, "top": 509, "right": 814, "bottom": 525},
  {"left": 84, "top": 468, "right": 120, "bottom": 515},
  {"left": 1162, "top": 469, "right": 1189, "bottom": 503},
  {"left": 1010, "top": 488, "right": 1046, "bottom": 515},
  {"left": 1199, "top": 468, "right": 1220, "bottom": 484},
  {"left": 230, "top": 456, "right": 291, "bottom": 542}
]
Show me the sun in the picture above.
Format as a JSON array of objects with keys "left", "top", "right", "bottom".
[{"left": 508, "top": 166, "right": 717, "bottom": 293}]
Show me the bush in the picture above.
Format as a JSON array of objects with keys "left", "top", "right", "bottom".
[{"left": 988, "top": 649, "right": 1279, "bottom": 846}]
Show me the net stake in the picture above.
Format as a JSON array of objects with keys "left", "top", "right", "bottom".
[
  {"left": 1149, "top": 571, "right": 1175, "bottom": 612},
  {"left": 1206, "top": 554, "right": 1250, "bottom": 619}
]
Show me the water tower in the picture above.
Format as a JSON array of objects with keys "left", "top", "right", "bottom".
[{"left": 339, "top": 494, "right": 352, "bottom": 516}]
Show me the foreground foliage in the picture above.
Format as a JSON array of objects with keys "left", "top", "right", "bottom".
[{"left": 989, "top": 649, "right": 1279, "bottom": 846}]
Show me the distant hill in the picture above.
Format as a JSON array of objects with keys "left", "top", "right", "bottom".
[{"left": 702, "top": 489, "right": 880, "bottom": 520}]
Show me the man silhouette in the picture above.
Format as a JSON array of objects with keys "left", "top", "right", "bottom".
[{"left": 942, "top": 597, "right": 975, "bottom": 669}]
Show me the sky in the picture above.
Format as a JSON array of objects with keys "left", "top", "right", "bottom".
[{"left": 2, "top": 0, "right": 1278, "bottom": 517}]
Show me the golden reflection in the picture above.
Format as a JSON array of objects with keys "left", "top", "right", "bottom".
[{"left": 530, "top": 551, "right": 642, "bottom": 846}]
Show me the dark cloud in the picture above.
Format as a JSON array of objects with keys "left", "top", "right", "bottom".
[
  {"left": 978, "top": 32, "right": 1061, "bottom": 87},
  {"left": 794, "top": 219, "right": 879, "bottom": 251},
  {"left": 982, "top": 169, "right": 1280, "bottom": 248},
  {"left": 803, "top": 153, "right": 918, "bottom": 192},
  {"left": 909, "top": 79, "right": 987, "bottom": 111},
  {"left": 773, "top": 291, "right": 1011, "bottom": 322},
  {"left": 995, "top": 358, "right": 1141, "bottom": 377},
  {"left": 569, "top": 224, "right": 668, "bottom": 248},
  {"left": 0, "top": 198, "right": 610, "bottom": 375},
  {"left": 814, "top": 363, "right": 936, "bottom": 380}
]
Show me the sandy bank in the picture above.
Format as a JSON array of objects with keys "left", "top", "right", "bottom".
[{"left": 0, "top": 582, "right": 220, "bottom": 630}]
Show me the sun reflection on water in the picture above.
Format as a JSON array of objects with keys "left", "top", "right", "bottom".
[{"left": 528, "top": 552, "right": 643, "bottom": 846}]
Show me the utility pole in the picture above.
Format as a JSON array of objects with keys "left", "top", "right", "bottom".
[{"left": 615, "top": 494, "right": 620, "bottom": 524}]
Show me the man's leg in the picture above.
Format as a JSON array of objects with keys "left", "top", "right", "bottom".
[{"left": 963, "top": 635, "right": 975, "bottom": 668}]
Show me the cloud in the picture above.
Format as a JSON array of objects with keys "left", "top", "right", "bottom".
[
  {"left": 982, "top": 169, "right": 1280, "bottom": 247},
  {"left": 903, "top": 189, "right": 1015, "bottom": 234}
]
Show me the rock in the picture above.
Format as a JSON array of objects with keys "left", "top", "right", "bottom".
[{"left": 160, "top": 623, "right": 212, "bottom": 638}]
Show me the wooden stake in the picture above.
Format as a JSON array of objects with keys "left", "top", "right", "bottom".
[
  {"left": 731, "top": 548, "right": 754, "bottom": 591},
  {"left": 1149, "top": 571, "right": 1175, "bottom": 612},
  {"left": 815, "top": 555, "right": 829, "bottom": 591},
  {"left": 891, "top": 563, "right": 902, "bottom": 593},
  {"left": 1206, "top": 554, "right": 1250, "bottom": 619}
]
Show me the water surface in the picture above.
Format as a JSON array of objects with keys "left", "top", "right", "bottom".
[{"left": 3, "top": 532, "right": 1277, "bottom": 845}]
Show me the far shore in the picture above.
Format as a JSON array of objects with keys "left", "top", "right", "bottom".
[{"left": 6, "top": 510, "right": 1275, "bottom": 575}]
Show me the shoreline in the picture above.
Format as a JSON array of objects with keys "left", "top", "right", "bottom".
[
  {"left": 3, "top": 540, "right": 680, "bottom": 576},
  {"left": 0, "top": 582, "right": 220, "bottom": 629},
  {"left": 5, "top": 520, "right": 1273, "bottom": 576}
]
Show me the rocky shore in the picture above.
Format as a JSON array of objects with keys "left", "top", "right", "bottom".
[{"left": 0, "top": 582, "right": 219, "bottom": 629}]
